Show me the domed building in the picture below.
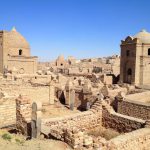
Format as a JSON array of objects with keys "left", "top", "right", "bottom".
[
  {"left": 56, "top": 55, "right": 66, "bottom": 67},
  {"left": 0, "top": 27, "right": 37, "bottom": 74},
  {"left": 120, "top": 29, "right": 150, "bottom": 85}
]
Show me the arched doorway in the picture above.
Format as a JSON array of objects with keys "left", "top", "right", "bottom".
[
  {"left": 19, "top": 49, "right": 22, "bottom": 55},
  {"left": 127, "top": 68, "right": 132, "bottom": 84}
]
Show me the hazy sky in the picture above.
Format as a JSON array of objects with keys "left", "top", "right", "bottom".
[{"left": 0, "top": 0, "right": 150, "bottom": 61}]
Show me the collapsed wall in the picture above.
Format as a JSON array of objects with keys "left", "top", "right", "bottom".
[{"left": 16, "top": 95, "right": 31, "bottom": 136}]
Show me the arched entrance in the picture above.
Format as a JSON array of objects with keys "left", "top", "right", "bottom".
[{"left": 127, "top": 68, "right": 132, "bottom": 84}]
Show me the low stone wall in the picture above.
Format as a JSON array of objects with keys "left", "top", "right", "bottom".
[
  {"left": 16, "top": 95, "right": 31, "bottom": 136},
  {"left": 42, "top": 110, "right": 102, "bottom": 132},
  {"left": 41, "top": 99, "right": 149, "bottom": 149},
  {"left": 0, "top": 96, "right": 16, "bottom": 128},
  {"left": 106, "top": 128, "right": 150, "bottom": 150},
  {"left": 102, "top": 104, "right": 145, "bottom": 132},
  {"left": 117, "top": 99, "right": 150, "bottom": 120},
  {"left": 64, "top": 127, "right": 150, "bottom": 150},
  {"left": 41, "top": 100, "right": 103, "bottom": 140},
  {"left": 64, "top": 127, "right": 93, "bottom": 149}
]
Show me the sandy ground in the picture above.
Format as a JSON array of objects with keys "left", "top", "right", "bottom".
[
  {"left": 0, "top": 130, "right": 72, "bottom": 150},
  {"left": 0, "top": 139, "right": 72, "bottom": 150},
  {"left": 42, "top": 102, "right": 80, "bottom": 119}
]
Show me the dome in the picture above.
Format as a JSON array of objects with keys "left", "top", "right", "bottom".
[
  {"left": 7, "top": 27, "right": 30, "bottom": 49},
  {"left": 57, "top": 55, "right": 65, "bottom": 60},
  {"left": 133, "top": 29, "right": 150, "bottom": 43}
]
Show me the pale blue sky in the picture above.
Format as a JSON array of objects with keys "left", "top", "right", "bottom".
[{"left": 0, "top": 0, "right": 150, "bottom": 61}]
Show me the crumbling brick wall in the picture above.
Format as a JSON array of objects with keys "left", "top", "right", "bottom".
[
  {"left": 0, "top": 97, "right": 16, "bottom": 128},
  {"left": 117, "top": 99, "right": 150, "bottom": 120},
  {"left": 16, "top": 95, "right": 31, "bottom": 136}
]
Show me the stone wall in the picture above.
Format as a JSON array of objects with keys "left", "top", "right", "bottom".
[
  {"left": 106, "top": 128, "right": 150, "bottom": 150},
  {"left": 102, "top": 102, "right": 145, "bottom": 132},
  {"left": 41, "top": 100, "right": 103, "bottom": 140},
  {"left": 42, "top": 110, "right": 102, "bottom": 134},
  {"left": 64, "top": 127, "right": 93, "bottom": 149},
  {"left": 0, "top": 96, "right": 16, "bottom": 128},
  {"left": 117, "top": 99, "right": 150, "bottom": 120},
  {"left": 41, "top": 99, "right": 149, "bottom": 149},
  {"left": 64, "top": 127, "right": 150, "bottom": 150},
  {"left": 16, "top": 95, "right": 31, "bottom": 136},
  {"left": 7, "top": 56, "right": 37, "bottom": 74}
]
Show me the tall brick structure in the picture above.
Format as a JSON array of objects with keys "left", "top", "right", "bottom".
[
  {"left": 56, "top": 55, "right": 66, "bottom": 67},
  {"left": 120, "top": 29, "right": 150, "bottom": 85},
  {"left": 0, "top": 27, "right": 37, "bottom": 74}
]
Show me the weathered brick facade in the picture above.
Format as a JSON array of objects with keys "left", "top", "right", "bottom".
[
  {"left": 0, "top": 27, "right": 37, "bottom": 74},
  {"left": 0, "top": 96, "right": 16, "bottom": 128}
]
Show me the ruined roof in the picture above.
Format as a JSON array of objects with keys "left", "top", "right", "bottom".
[{"left": 133, "top": 29, "right": 150, "bottom": 43}]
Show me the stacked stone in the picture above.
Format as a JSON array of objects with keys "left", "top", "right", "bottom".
[
  {"left": 16, "top": 95, "right": 31, "bottom": 136},
  {"left": 49, "top": 126, "right": 64, "bottom": 141},
  {"left": 44, "top": 110, "right": 102, "bottom": 134},
  {"left": 83, "top": 135, "right": 93, "bottom": 149},
  {"left": 90, "top": 99, "right": 103, "bottom": 113},
  {"left": 106, "top": 128, "right": 150, "bottom": 150},
  {"left": 93, "top": 136, "right": 107, "bottom": 149},
  {"left": 117, "top": 94, "right": 150, "bottom": 120},
  {"left": 64, "top": 127, "right": 84, "bottom": 149}
]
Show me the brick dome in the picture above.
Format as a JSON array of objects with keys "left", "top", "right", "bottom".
[
  {"left": 133, "top": 29, "right": 150, "bottom": 43},
  {"left": 6, "top": 27, "right": 30, "bottom": 56}
]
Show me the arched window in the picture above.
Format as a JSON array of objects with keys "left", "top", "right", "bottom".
[
  {"left": 126, "top": 50, "right": 130, "bottom": 56},
  {"left": 19, "top": 49, "right": 22, "bottom": 55},
  {"left": 148, "top": 48, "right": 150, "bottom": 55},
  {"left": 127, "top": 68, "right": 132, "bottom": 75}
]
